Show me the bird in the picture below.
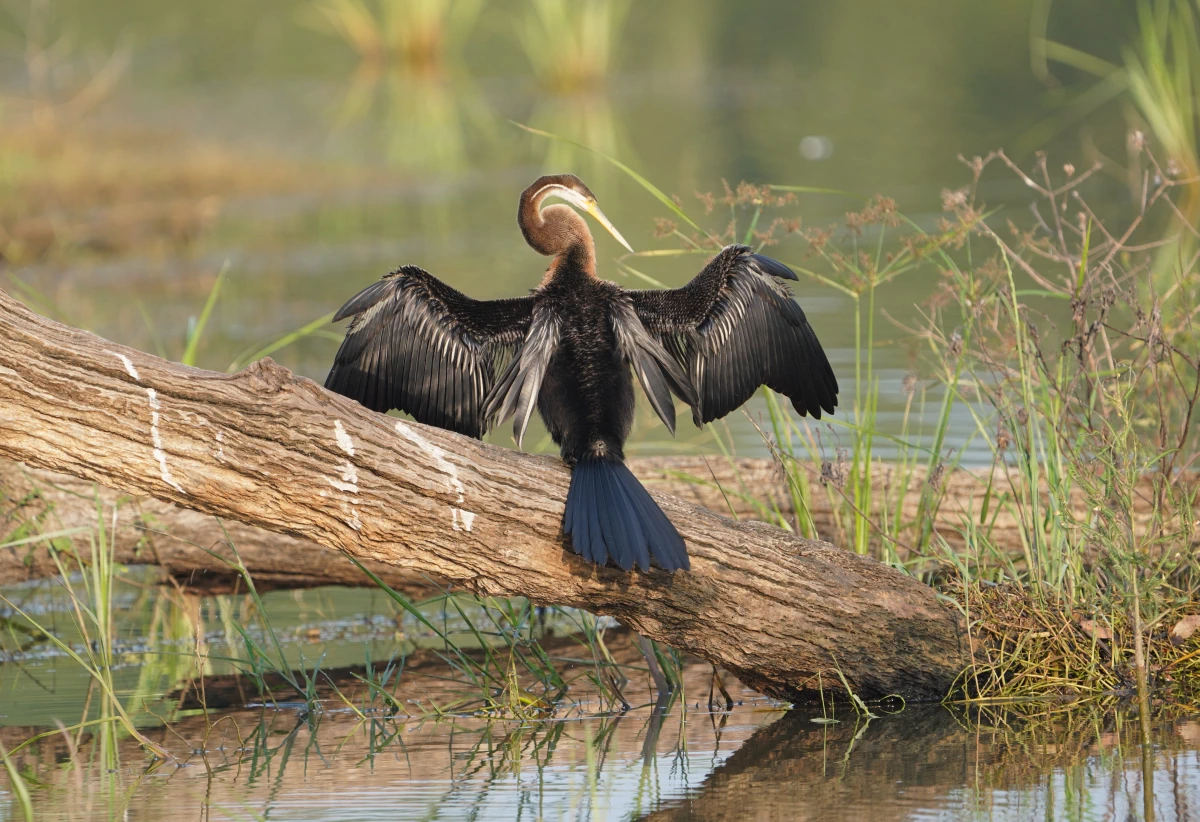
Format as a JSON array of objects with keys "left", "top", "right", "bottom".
[{"left": 324, "top": 174, "right": 838, "bottom": 574}]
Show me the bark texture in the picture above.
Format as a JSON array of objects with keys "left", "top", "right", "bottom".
[
  {"left": 0, "top": 463, "right": 442, "bottom": 594},
  {"left": 7, "top": 456, "right": 1184, "bottom": 592},
  {"left": 0, "top": 287, "right": 966, "bottom": 702}
]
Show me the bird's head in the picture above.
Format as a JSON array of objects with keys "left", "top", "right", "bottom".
[{"left": 518, "top": 174, "right": 633, "bottom": 257}]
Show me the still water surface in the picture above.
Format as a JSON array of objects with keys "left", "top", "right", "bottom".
[
  {"left": 14, "top": 706, "right": 1200, "bottom": 821},
  {"left": 3, "top": 575, "right": 1199, "bottom": 821}
]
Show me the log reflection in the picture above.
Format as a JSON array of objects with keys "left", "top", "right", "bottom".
[{"left": 643, "top": 706, "right": 1200, "bottom": 821}]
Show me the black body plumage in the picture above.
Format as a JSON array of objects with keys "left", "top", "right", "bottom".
[{"left": 324, "top": 175, "right": 839, "bottom": 573}]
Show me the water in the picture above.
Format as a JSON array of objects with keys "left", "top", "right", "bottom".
[
  {"left": 8, "top": 700, "right": 1200, "bottom": 820},
  {"left": 4, "top": 573, "right": 1199, "bottom": 821},
  {"left": 4, "top": 1, "right": 1186, "bottom": 819}
]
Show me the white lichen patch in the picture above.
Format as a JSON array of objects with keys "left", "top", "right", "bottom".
[
  {"left": 340, "top": 461, "right": 358, "bottom": 488},
  {"left": 108, "top": 351, "right": 141, "bottom": 381},
  {"left": 326, "top": 477, "right": 358, "bottom": 494},
  {"left": 323, "top": 426, "right": 361, "bottom": 532},
  {"left": 339, "top": 496, "right": 362, "bottom": 530},
  {"left": 325, "top": 460, "right": 359, "bottom": 495},
  {"left": 145, "top": 388, "right": 184, "bottom": 494},
  {"left": 394, "top": 421, "right": 464, "bottom": 498},
  {"left": 458, "top": 510, "right": 476, "bottom": 532},
  {"left": 334, "top": 420, "right": 355, "bottom": 456},
  {"left": 394, "top": 421, "right": 476, "bottom": 531},
  {"left": 112, "top": 355, "right": 186, "bottom": 493}
]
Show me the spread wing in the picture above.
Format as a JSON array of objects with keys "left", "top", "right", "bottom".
[
  {"left": 481, "top": 304, "right": 561, "bottom": 449},
  {"left": 325, "top": 265, "right": 535, "bottom": 438},
  {"left": 610, "top": 297, "right": 696, "bottom": 436},
  {"left": 629, "top": 245, "right": 838, "bottom": 426}
]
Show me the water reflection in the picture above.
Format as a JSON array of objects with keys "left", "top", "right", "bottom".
[
  {"left": 8, "top": 696, "right": 1200, "bottom": 820},
  {"left": 5, "top": 572, "right": 1199, "bottom": 818},
  {"left": 8, "top": 573, "right": 1194, "bottom": 821},
  {"left": 332, "top": 64, "right": 494, "bottom": 179},
  {"left": 529, "top": 91, "right": 631, "bottom": 185}
]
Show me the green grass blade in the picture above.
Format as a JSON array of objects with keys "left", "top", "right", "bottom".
[
  {"left": 181, "top": 260, "right": 231, "bottom": 367},
  {"left": 615, "top": 261, "right": 669, "bottom": 289},
  {"left": 228, "top": 311, "right": 337, "bottom": 373},
  {"left": 1040, "top": 39, "right": 1122, "bottom": 76},
  {"left": 0, "top": 740, "right": 33, "bottom": 822},
  {"left": 767, "top": 184, "right": 860, "bottom": 198},
  {"left": 0, "top": 527, "right": 91, "bottom": 550}
]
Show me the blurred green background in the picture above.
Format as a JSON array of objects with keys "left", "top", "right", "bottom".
[{"left": 0, "top": 0, "right": 1141, "bottom": 459}]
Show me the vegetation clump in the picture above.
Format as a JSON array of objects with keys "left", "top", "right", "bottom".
[{"left": 644, "top": 142, "right": 1199, "bottom": 706}]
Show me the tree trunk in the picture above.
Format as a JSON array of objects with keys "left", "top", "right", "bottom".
[
  {"left": 0, "top": 288, "right": 966, "bottom": 702},
  {"left": 0, "top": 457, "right": 974, "bottom": 592},
  {"left": 8, "top": 455, "right": 1184, "bottom": 592},
  {"left": 0, "top": 462, "right": 444, "bottom": 595}
]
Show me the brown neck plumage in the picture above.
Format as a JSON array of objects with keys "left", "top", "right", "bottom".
[{"left": 518, "top": 180, "right": 597, "bottom": 278}]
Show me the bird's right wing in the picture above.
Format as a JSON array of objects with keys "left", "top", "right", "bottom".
[
  {"left": 325, "top": 266, "right": 535, "bottom": 438},
  {"left": 629, "top": 245, "right": 838, "bottom": 426}
]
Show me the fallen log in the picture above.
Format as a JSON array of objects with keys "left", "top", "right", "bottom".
[
  {"left": 0, "top": 458, "right": 943, "bottom": 591},
  {"left": 0, "top": 462, "right": 445, "bottom": 595},
  {"left": 9, "top": 452, "right": 1188, "bottom": 594},
  {"left": 0, "top": 459, "right": 811, "bottom": 590},
  {"left": 0, "top": 287, "right": 966, "bottom": 701},
  {"left": 0, "top": 460, "right": 782, "bottom": 591},
  {"left": 0, "top": 455, "right": 942, "bottom": 592}
]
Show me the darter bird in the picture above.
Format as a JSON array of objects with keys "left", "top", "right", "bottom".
[{"left": 325, "top": 174, "right": 838, "bottom": 573}]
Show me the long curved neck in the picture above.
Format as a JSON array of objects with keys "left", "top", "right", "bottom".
[{"left": 518, "top": 189, "right": 596, "bottom": 278}]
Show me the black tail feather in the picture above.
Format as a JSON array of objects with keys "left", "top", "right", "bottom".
[{"left": 562, "top": 459, "right": 689, "bottom": 572}]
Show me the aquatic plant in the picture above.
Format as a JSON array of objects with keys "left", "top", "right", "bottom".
[
  {"left": 717, "top": 147, "right": 1197, "bottom": 702},
  {"left": 1122, "top": 0, "right": 1200, "bottom": 222},
  {"left": 0, "top": 498, "right": 172, "bottom": 760},
  {"left": 1030, "top": 0, "right": 1200, "bottom": 260},
  {"left": 924, "top": 148, "right": 1199, "bottom": 702},
  {"left": 0, "top": 738, "right": 33, "bottom": 822},
  {"left": 544, "top": 117, "right": 1199, "bottom": 703},
  {"left": 517, "top": 0, "right": 631, "bottom": 92},
  {"left": 302, "top": 0, "right": 483, "bottom": 73}
]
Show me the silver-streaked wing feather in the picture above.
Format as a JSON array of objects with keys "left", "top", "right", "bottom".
[
  {"left": 482, "top": 305, "right": 561, "bottom": 449},
  {"left": 629, "top": 246, "right": 838, "bottom": 426},
  {"left": 325, "top": 265, "right": 534, "bottom": 437},
  {"left": 609, "top": 297, "right": 696, "bottom": 436}
]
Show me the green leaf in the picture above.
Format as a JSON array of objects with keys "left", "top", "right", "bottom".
[
  {"left": 228, "top": 311, "right": 336, "bottom": 373},
  {"left": 182, "top": 260, "right": 231, "bottom": 367},
  {"left": 0, "top": 740, "right": 33, "bottom": 822},
  {"left": 767, "top": 184, "right": 859, "bottom": 198}
]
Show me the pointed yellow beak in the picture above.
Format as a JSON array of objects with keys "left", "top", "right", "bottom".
[
  {"left": 551, "top": 185, "right": 635, "bottom": 253},
  {"left": 583, "top": 199, "right": 635, "bottom": 254}
]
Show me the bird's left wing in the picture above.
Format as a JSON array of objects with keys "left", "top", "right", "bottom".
[
  {"left": 629, "top": 245, "right": 838, "bottom": 426},
  {"left": 325, "top": 265, "right": 535, "bottom": 438}
]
